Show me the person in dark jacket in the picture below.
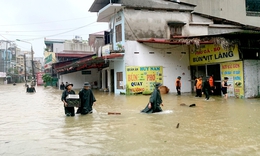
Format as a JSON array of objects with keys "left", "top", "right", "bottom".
[
  {"left": 202, "top": 77, "right": 212, "bottom": 100},
  {"left": 60, "top": 82, "right": 65, "bottom": 90},
  {"left": 61, "top": 83, "right": 75, "bottom": 116},
  {"left": 76, "top": 82, "right": 96, "bottom": 115},
  {"left": 221, "top": 77, "right": 231, "bottom": 99},
  {"left": 141, "top": 82, "right": 163, "bottom": 113}
]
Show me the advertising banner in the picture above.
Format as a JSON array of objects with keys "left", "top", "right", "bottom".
[
  {"left": 37, "top": 72, "right": 44, "bottom": 85},
  {"left": 126, "top": 66, "right": 163, "bottom": 93},
  {"left": 221, "top": 61, "right": 244, "bottom": 98},
  {"left": 190, "top": 44, "right": 240, "bottom": 65}
]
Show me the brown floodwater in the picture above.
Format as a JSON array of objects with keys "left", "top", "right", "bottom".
[{"left": 1, "top": 83, "right": 260, "bottom": 156}]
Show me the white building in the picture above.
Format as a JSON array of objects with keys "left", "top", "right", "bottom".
[{"left": 88, "top": 0, "right": 260, "bottom": 96}]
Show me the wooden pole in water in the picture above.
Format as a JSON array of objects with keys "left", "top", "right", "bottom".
[
  {"left": 108, "top": 112, "right": 121, "bottom": 115},
  {"left": 176, "top": 123, "right": 180, "bottom": 128}
]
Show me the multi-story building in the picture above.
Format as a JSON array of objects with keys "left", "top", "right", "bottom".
[{"left": 87, "top": 0, "right": 260, "bottom": 98}]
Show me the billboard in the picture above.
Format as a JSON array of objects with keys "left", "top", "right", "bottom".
[
  {"left": 126, "top": 66, "right": 163, "bottom": 93},
  {"left": 37, "top": 72, "right": 44, "bottom": 85},
  {"left": 190, "top": 44, "right": 240, "bottom": 65},
  {"left": 221, "top": 61, "right": 244, "bottom": 98}
]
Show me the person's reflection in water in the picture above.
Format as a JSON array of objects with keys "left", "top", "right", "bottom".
[{"left": 141, "top": 83, "right": 163, "bottom": 113}]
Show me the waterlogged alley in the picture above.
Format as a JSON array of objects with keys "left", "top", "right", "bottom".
[{"left": 1, "top": 84, "right": 260, "bottom": 156}]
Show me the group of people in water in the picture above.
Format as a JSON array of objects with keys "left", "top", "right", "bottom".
[
  {"left": 176, "top": 75, "right": 231, "bottom": 100},
  {"left": 61, "top": 82, "right": 96, "bottom": 116},
  {"left": 61, "top": 75, "right": 231, "bottom": 116}
]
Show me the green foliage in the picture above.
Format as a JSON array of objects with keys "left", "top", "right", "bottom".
[{"left": 42, "top": 74, "right": 52, "bottom": 83}]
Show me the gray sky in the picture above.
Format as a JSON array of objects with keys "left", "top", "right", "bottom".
[{"left": 0, "top": 0, "right": 108, "bottom": 57}]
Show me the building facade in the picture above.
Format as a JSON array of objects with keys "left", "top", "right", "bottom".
[{"left": 89, "top": 0, "right": 260, "bottom": 97}]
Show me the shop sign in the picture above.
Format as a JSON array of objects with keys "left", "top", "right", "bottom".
[
  {"left": 126, "top": 66, "right": 163, "bottom": 93},
  {"left": 37, "top": 72, "right": 44, "bottom": 85},
  {"left": 102, "top": 45, "right": 111, "bottom": 56},
  {"left": 221, "top": 61, "right": 244, "bottom": 98},
  {"left": 190, "top": 44, "right": 240, "bottom": 65},
  {"left": 44, "top": 54, "right": 53, "bottom": 64},
  {"left": 0, "top": 72, "right": 6, "bottom": 77}
]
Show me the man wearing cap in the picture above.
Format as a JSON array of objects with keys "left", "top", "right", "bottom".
[
  {"left": 61, "top": 83, "right": 76, "bottom": 116},
  {"left": 77, "top": 82, "right": 96, "bottom": 115},
  {"left": 141, "top": 82, "right": 164, "bottom": 113}
]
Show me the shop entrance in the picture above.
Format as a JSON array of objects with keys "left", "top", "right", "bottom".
[{"left": 191, "top": 64, "right": 221, "bottom": 95}]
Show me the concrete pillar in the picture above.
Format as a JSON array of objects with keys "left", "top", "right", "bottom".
[
  {"left": 107, "top": 69, "right": 111, "bottom": 92},
  {"left": 102, "top": 69, "right": 106, "bottom": 89}
]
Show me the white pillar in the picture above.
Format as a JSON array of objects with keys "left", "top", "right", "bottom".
[{"left": 107, "top": 69, "right": 111, "bottom": 92}]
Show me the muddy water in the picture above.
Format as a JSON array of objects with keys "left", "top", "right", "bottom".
[{"left": 1, "top": 84, "right": 260, "bottom": 156}]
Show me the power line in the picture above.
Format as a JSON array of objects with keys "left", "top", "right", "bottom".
[
  {"left": 0, "top": 23, "right": 105, "bottom": 33},
  {"left": 21, "top": 12, "right": 116, "bottom": 41},
  {"left": 0, "top": 16, "right": 96, "bottom": 27}
]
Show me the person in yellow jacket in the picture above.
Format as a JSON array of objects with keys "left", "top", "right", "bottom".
[
  {"left": 195, "top": 76, "right": 203, "bottom": 97},
  {"left": 175, "top": 76, "right": 181, "bottom": 95}
]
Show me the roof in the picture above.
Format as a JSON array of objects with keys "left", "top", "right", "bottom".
[
  {"left": 55, "top": 53, "right": 92, "bottom": 58},
  {"left": 193, "top": 12, "right": 260, "bottom": 31},
  {"left": 89, "top": 0, "right": 111, "bottom": 12},
  {"left": 89, "top": 0, "right": 196, "bottom": 12},
  {"left": 137, "top": 38, "right": 213, "bottom": 44},
  {"left": 54, "top": 53, "right": 124, "bottom": 74},
  {"left": 44, "top": 39, "right": 65, "bottom": 45}
]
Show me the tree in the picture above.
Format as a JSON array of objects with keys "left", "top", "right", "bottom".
[{"left": 42, "top": 74, "right": 52, "bottom": 87}]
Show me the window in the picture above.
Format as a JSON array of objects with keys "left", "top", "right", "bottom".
[
  {"left": 115, "top": 24, "right": 122, "bottom": 42},
  {"left": 116, "top": 72, "right": 123, "bottom": 89},
  {"left": 246, "top": 0, "right": 260, "bottom": 16},
  {"left": 170, "top": 26, "right": 182, "bottom": 37}
]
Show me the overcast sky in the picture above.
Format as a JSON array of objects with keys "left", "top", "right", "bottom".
[{"left": 0, "top": 0, "right": 108, "bottom": 57}]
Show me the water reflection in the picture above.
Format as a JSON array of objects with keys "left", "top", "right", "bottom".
[{"left": 0, "top": 84, "right": 260, "bottom": 155}]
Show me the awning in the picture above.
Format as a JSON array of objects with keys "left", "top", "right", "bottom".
[
  {"left": 137, "top": 38, "right": 213, "bottom": 45},
  {"left": 54, "top": 53, "right": 124, "bottom": 74}
]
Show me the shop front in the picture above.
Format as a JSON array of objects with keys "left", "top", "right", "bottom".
[{"left": 189, "top": 44, "right": 244, "bottom": 98}]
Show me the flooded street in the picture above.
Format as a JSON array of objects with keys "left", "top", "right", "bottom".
[{"left": 1, "top": 84, "right": 260, "bottom": 156}]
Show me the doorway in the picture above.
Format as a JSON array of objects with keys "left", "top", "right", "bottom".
[
  {"left": 110, "top": 69, "right": 115, "bottom": 92},
  {"left": 191, "top": 64, "right": 221, "bottom": 95}
]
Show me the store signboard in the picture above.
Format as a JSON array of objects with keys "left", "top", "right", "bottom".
[
  {"left": 190, "top": 44, "right": 240, "bottom": 65},
  {"left": 126, "top": 66, "right": 163, "bottom": 93},
  {"left": 221, "top": 61, "right": 244, "bottom": 98}
]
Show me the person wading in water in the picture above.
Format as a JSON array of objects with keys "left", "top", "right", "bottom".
[
  {"left": 141, "top": 82, "right": 164, "bottom": 113},
  {"left": 76, "top": 82, "right": 96, "bottom": 115},
  {"left": 195, "top": 76, "right": 203, "bottom": 97},
  {"left": 175, "top": 76, "right": 182, "bottom": 95},
  {"left": 61, "top": 83, "right": 75, "bottom": 116}
]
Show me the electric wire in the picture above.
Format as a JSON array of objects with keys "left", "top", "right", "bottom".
[
  {"left": 0, "top": 15, "right": 96, "bottom": 27},
  {"left": 20, "top": 12, "right": 117, "bottom": 41}
]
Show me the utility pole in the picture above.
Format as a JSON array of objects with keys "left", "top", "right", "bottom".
[
  {"left": 16, "top": 39, "right": 35, "bottom": 79},
  {"left": 24, "top": 53, "right": 27, "bottom": 85},
  {"left": 31, "top": 46, "right": 35, "bottom": 79}
]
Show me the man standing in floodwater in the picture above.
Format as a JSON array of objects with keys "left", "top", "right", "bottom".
[
  {"left": 76, "top": 82, "right": 96, "bottom": 115},
  {"left": 202, "top": 77, "right": 212, "bottom": 101},
  {"left": 141, "top": 83, "right": 163, "bottom": 113},
  {"left": 175, "top": 76, "right": 181, "bottom": 95},
  {"left": 61, "top": 83, "right": 75, "bottom": 116}
]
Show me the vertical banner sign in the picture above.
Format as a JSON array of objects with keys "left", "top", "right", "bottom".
[
  {"left": 190, "top": 44, "right": 239, "bottom": 65},
  {"left": 221, "top": 61, "right": 244, "bottom": 98},
  {"left": 37, "top": 72, "right": 44, "bottom": 85},
  {"left": 126, "top": 66, "right": 163, "bottom": 93}
]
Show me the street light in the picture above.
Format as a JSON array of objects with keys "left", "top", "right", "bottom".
[{"left": 16, "top": 39, "right": 35, "bottom": 80}]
